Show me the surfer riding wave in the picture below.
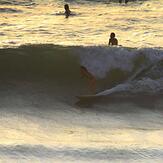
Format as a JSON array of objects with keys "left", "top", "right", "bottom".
[{"left": 80, "top": 66, "right": 96, "bottom": 93}]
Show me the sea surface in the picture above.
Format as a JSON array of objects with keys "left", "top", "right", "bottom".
[{"left": 0, "top": 0, "right": 163, "bottom": 162}]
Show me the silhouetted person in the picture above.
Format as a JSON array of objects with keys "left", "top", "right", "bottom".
[
  {"left": 119, "top": 0, "right": 122, "bottom": 3},
  {"left": 108, "top": 32, "right": 118, "bottom": 46},
  {"left": 64, "top": 4, "right": 71, "bottom": 18}
]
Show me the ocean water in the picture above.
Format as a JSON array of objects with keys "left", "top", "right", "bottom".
[
  {"left": 0, "top": 0, "right": 163, "bottom": 47},
  {"left": 0, "top": 0, "right": 163, "bottom": 162}
]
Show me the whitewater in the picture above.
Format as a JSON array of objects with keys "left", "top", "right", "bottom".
[{"left": 0, "top": 0, "right": 163, "bottom": 162}]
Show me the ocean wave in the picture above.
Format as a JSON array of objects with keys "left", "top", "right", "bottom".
[
  {"left": 0, "top": 144, "right": 162, "bottom": 160},
  {"left": 0, "top": 0, "right": 147, "bottom": 6},
  {"left": 0, "top": 0, "right": 36, "bottom": 6},
  {"left": 64, "top": 0, "right": 147, "bottom": 3},
  {"left": 0, "top": 7, "right": 22, "bottom": 13},
  {"left": 0, "top": 44, "right": 162, "bottom": 96}
]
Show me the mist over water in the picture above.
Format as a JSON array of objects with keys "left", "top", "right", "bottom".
[{"left": 0, "top": 0, "right": 163, "bottom": 162}]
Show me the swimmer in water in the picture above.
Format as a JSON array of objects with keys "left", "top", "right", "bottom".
[
  {"left": 64, "top": 4, "right": 71, "bottom": 18},
  {"left": 108, "top": 32, "right": 118, "bottom": 46}
]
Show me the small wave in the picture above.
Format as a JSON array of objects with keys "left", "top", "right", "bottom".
[
  {"left": 0, "top": 32, "right": 5, "bottom": 36},
  {"left": 0, "top": 7, "right": 22, "bottom": 13},
  {"left": 64, "top": 0, "right": 147, "bottom": 5},
  {"left": 0, "top": 144, "right": 162, "bottom": 160},
  {"left": 0, "top": 23, "right": 15, "bottom": 26}
]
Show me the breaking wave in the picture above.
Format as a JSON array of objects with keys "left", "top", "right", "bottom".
[
  {"left": 0, "top": 44, "right": 162, "bottom": 97},
  {"left": 0, "top": 0, "right": 147, "bottom": 6}
]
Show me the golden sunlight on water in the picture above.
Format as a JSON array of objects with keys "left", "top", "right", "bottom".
[
  {"left": 0, "top": 0, "right": 163, "bottom": 162},
  {"left": 0, "top": 1, "right": 163, "bottom": 48},
  {"left": 0, "top": 107, "right": 163, "bottom": 150}
]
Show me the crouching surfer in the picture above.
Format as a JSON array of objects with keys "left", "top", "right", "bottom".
[{"left": 80, "top": 66, "right": 96, "bottom": 94}]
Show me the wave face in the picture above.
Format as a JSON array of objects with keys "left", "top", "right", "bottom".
[{"left": 0, "top": 44, "right": 162, "bottom": 97}]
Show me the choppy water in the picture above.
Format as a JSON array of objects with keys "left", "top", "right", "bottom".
[
  {"left": 0, "top": 0, "right": 163, "bottom": 162},
  {"left": 0, "top": 0, "right": 163, "bottom": 47}
]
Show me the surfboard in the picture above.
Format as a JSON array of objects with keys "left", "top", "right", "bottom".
[
  {"left": 76, "top": 94, "right": 101, "bottom": 100},
  {"left": 76, "top": 94, "right": 103, "bottom": 100}
]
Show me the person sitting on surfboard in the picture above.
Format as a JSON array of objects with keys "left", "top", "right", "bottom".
[
  {"left": 64, "top": 4, "right": 71, "bottom": 18},
  {"left": 80, "top": 66, "right": 96, "bottom": 94},
  {"left": 108, "top": 32, "right": 118, "bottom": 46}
]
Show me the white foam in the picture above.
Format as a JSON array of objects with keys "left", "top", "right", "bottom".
[
  {"left": 96, "top": 77, "right": 163, "bottom": 96},
  {"left": 78, "top": 46, "right": 163, "bottom": 78}
]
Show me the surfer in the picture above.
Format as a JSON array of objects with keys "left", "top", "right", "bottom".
[
  {"left": 108, "top": 32, "right": 118, "bottom": 46},
  {"left": 80, "top": 66, "right": 96, "bottom": 93},
  {"left": 64, "top": 4, "right": 71, "bottom": 18}
]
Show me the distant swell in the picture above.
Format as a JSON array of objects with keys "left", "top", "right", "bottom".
[
  {"left": 0, "top": 0, "right": 147, "bottom": 6},
  {"left": 0, "top": 0, "right": 35, "bottom": 6}
]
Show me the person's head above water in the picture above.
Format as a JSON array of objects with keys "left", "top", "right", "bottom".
[
  {"left": 109, "top": 32, "right": 118, "bottom": 46},
  {"left": 64, "top": 4, "right": 71, "bottom": 18},
  {"left": 64, "top": 4, "right": 69, "bottom": 11},
  {"left": 110, "top": 32, "right": 116, "bottom": 39}
]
